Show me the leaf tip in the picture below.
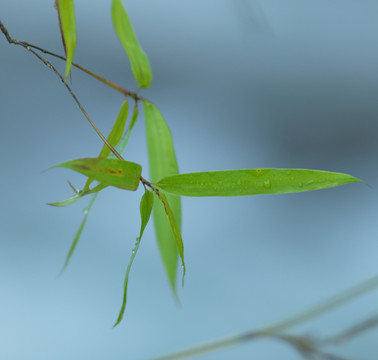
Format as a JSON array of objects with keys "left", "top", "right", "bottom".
[
  {"left": 47, "top": 202, "right": 58, "bottom": 207},
  {"left": 113, "top": 319, "right": 121, "bottom": 328},
  {"left": 57, "top": 263, "right": 68, "bottom": 278}
]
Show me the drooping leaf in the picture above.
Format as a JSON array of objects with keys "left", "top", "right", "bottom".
[
  {"left": 59, "top": 192, "right": 98, "bottom": 274},
  {"left": 114, "top": 189, "right": 154, "bottom": 327},
  {"left": 53, "top": 158, "right": 142, "bottom": 191},
  {"left": 144, "top": 100, "right": 181, "bottom": 291},
  {"left": 111, "top": 0, "right": 152, "bottom": 88},
  {"left": 56, "top": 0, "right": 77, "bottom": 80},
  {"left": 158, "top": 192, "right": 185, "bottom": 286},
  {"left": 155, "top": 169, "right": 363, "bottom": 197}
]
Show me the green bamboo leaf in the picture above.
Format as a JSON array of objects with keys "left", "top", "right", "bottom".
[
  {"left": 111, "top": 0, "right": 152, "bottom": 88},
  {"left": 53, "top": 158, "right": 141, "bottom": 191},
  {"left": 158, "top": 192, "right": 185, "bottom": 286},
  {"left": 48, "top": 182, "right": 108, "bottom": 207},
  {"left": 113, "top": 103, "right": 138, "bottom": 156},
  {"left": 114, "top": 189, "right": 154, "bottom": 327},
  {"left": 59, "top": 192, "right": 98, "bottom": 275},
  {"left": 129, "top": 103, "right": 139, "bottom": 132},
  {"left": 49, "top": 193, "right": 82, "bottom": 207},
  {"left": 99, "top": 100, "right": 129, "bottom": 159},
  {"left": 144, "top": 100, "right": 181, "bottom": 292},
  {"left": 155, "top": 169, "right": 363, "bottom": 197},
  {"left": 84, "top": 100, "right": 129, "bottom": 191},
  {"left": 56, "top": 0, "right": 77, "bottom": 80},
  {"left": 58, "top": 109, "right": 137, "bottom": 271}
]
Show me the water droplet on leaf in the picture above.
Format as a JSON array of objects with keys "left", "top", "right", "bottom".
[{"left": 263, "top": 180, "right": 272, "bottom": 189}]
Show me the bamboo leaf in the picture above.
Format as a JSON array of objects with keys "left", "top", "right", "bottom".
[
  {"left": 113, "top": 189, "right": 154, "bottom": 327},
  {"left": 49, "top": 193, "right": 82, "bottom": 207},
  {"left": 59, "top": 192, "right": 98, "bottom": 275},
  {"left": 99, "top": 100, "right": 129, "bottom": 159},
  {"left": 57, "top": 108, "right": 137, "bottom": 270},
  {"left": 155, "top": 169, "right": 363, "bottom": 197},
  {"left": 48, "top": 182, "right": 108, "bottom": 207},
  {"left": 53, "top": 158, "right": 141, "bottom": 191},
  {"left": 113, "top": 103, "right": 138, "bottom": 156},
  {"left": 111, "top": 0, "right": 152, "bottom": 88},
  {"left": 158, "top": 192, "right": 185, "bottom": 286},
  {"left": 84, "top": 100, "right": 129, "bottom": 191},
  {"left": 144, "top": 100, "right": 181, "bottom": 292},
  {"left": 56, "top": 0, "right": 77, "bottom": 80}
]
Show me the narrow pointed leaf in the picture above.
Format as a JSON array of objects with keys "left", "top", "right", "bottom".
[
  {"left": 58, "top": 115, "right": 136, "bottom": 272},
  {"left": 114, "top": 189, "right": 154, "bottom": 327},
  {"left": 98, "top": 100, "right": 129, "bottom": 159},
  {"left": 54, "top": 158, "right": 141, "bottom": 190},
  {"left": 59, "top": 192, "right": 98, "bottom": 274},
  {"left": 98, "top": 100, "right": 129, "bottom": 158},
  {"left": 48, "top": 193, "right": 82, "bottom": 207},
  {"left": 56, "top": 0, "right": 77, "bottom": 80},
  {"left": 84, "top": 100, "right": 129, "bottom": 191},
  {"left": 48, "top": 182, "right": 108, "bottom": 207},
  {"left": 111, "top": 0, "right": 152, "bottom": 88},
  {"left": 144, "top": 100, "right": 181, "bottom": 291},
  {"left": 112, "top": 103, "right": 139, "bottom": 156},
  {"left": 155, "top": 169, "right": 363, "bottom": 197},
  {"left": 158, "top": 192, "right": 185, "bottom": 285}
]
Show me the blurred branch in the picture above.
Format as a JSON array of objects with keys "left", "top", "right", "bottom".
[
  {"left": 274, "top": 314, "right": 378, "bottom": 360},
  {"left": 275, "top": 334, "right": 352, "bottom": 360},
  {"left": 323, "top": 314, "right": 378, "bottom": 346},
  {"left": 150, "top": 273, "right": 378, "bottom": 359}
]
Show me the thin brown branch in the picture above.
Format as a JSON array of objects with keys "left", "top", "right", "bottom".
[
  {"left": 0, "top": 20, "right": 123, "bottom": 160},
  {"left": 140, "top": 176, "right": 170, "bottom": 215},
  {"left": 322, "top": 314, "right": 378, "bottom": 346},
  {"left": 141, "top": 176, "right": 161, "bottom": 199},
  {"left": 25, "top": 42, "right": 143, "bottom": 101},
  {"left": 0, "top": 20, "right": 143, "bottom": 101}
]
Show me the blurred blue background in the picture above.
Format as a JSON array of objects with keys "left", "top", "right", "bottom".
[{"left": 1, "top": 1, "right": 378, "bottom": 359}]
